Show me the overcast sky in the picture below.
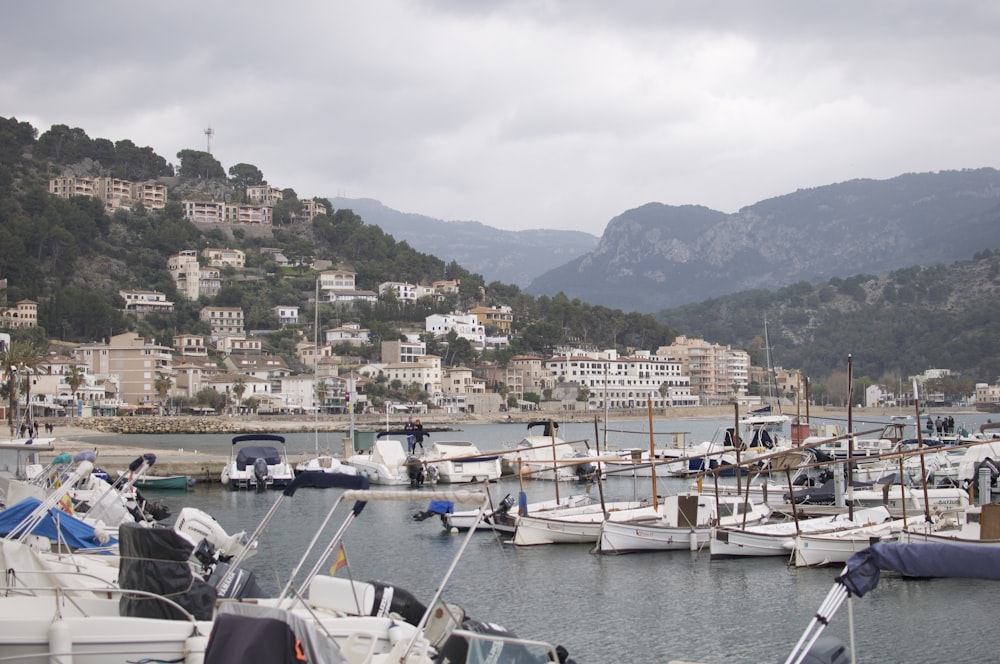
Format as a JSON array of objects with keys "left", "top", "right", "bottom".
[{"left": 4, "top": 2, "right": 1000, "bottom": 236}]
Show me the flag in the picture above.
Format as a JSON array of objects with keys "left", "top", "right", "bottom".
[{"left": 330, "top": 545, "right": 348, "bottom": 575}]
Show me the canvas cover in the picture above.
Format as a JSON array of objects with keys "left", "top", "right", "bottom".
[
  {"left": 839, "top": 541, "right": 1000, "bottom": 597},
  {"left": 235, "top": 446, "right": 282, "bottom": 471},
  {"left": 117, "top": 522, "right": 217, "bottom": 620},
  {"left": 0, "top": 497, "right": 116, "bottom": 550}
]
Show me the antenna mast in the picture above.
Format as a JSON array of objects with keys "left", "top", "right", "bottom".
[{"left": 204, "top": 126, "right": 214, "bottom": 154}]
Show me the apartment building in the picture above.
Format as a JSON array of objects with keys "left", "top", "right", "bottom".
[
  {"left": 545, "top": 349, "right": 696, "bottom": 410},
  {"left": 49, "top": 176, "right": 167, "bottom": 212},
  {"left": 181, "top": 201, "right": 272, "bottom": 225},
  {"left": 173, "top": 334, "right": 208, "bottom": 357},
  {"left": 246, "top": 184, "right": 284, "bottom": 206},
  {"left": 0, "top": 300, "right": 37, "bottom": 329},
  {"left": 384, "top": 355, "right": 442, "bottom": 398},
  {"left": 167, "top": 250, "right": 222, "bottom": 299},
  {"left": 657, "top": 336, "right": 750, "bottom": 405},
  {"left": 325, "top": 323, "right": 371, "bottom": 346},
  {"left": 201, "top": 248, "right": 246, "bottom": 268},
  {"left": 120, "top": 290, "right": 174, "bottom": 319},
  {"left": 381, "top": 339, "right": 427, "bottom": 364},
  {"left": 469, "top": 305, "right": 514, "bottom": 334},
  {"left": 199, "top": 306, "right": 245, "bottom": 341},
  {"left": 425, "top": 313, "right": 486, "bottom": 348},
  {"left": 74, "top": 332, "right": 173, "bottom": 407},
  {"left": 319, "top": 270, "right": 357, "bottom": 291}
]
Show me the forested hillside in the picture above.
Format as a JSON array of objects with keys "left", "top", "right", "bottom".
[
  {"left": 0, "top": 116, "right": 675, "bottom": 368},
  {"left": 659, "top": 253, "right": 1000, "bottom": 397}
]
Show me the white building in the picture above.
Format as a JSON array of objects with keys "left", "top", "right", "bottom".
[
  {"left": 425, "top": 313, "right": 486, "bottom": 348},
  {"left": 545, "top": 349, "right": 696, "bottom": 410}
]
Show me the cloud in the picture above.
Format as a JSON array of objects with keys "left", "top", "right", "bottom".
[{"left": 4, "top": 1, "right": 1000, "bottom": 234}]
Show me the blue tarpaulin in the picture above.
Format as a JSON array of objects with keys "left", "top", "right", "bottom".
[
  {"left": 426, "top": 501, "right": 454, "bottom": 515},
  {"left": 839, "top": 541, "right": 1000, "bottom": 597},
  {"left": 0, "top": 497, "right": 117, "bottom": 550}
]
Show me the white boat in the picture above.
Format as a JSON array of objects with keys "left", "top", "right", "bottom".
[
  {"left": 295, "top": 454, "right": 357, "bottom": 477},
  {"left": 420, "top": 440, "right": 502, "bottom": 484},
  {"left": 512, "top": 499, "right": 659, "bottom": 546},
  {"left": 897, "top": 503, "right": 1000, "bottom": 547},
  {"left": 344, "top": 432, "right": 413, "bottom": 486},
  {"left": 793, "top": 518, "right": 908, "bottom": 567},
  {"left": 710, "top": 505, "right": 893, "bottom": 558},
  {"left": 0, "top": 472, "right": 570, "bottom": 663},
  {"left": 502, "top": 421, "right": 600, "bottom": 482},
  {"left": 596, "top": 492, "right": 772, "bottom": 554},
  {"left": 432, "top": 491, "right": 594, "bottom": 533},
  {"left": 220, "top": 434, "right": 295, "bottom": 491}
]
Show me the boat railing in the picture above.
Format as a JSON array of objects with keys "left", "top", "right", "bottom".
[
  {"left": 1, "top": 584, "right": 204, "bottom": 626},
  {"left": 1, "top": 568, "right": 118, "bottom": 596},
  {"left": 450, "top": 628, "right": 561, "bottom": 661}
]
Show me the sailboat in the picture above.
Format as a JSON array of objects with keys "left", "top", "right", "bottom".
[{"left": 295, "top": 278, "right": 356, "bottom": 480}]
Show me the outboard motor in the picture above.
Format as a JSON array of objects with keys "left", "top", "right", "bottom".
[
  {"left": 368, "top": 580, "right": 426, "bottom": 625},
  {"left": 437, "top": 617, "right": 576, "bottom": 664},
  {"left": 252, "top": 457, "right": 269, "bottom": 491},
  {"left": 574, "top": 459, "right": 597, "bottom": 483},
  {"left": 406, "top": 456, "right": 424, "bottom": 487}
]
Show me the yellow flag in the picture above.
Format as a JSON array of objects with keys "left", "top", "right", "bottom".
[{"left": 330, "top": 545, "right": 348, "bottom": 575}]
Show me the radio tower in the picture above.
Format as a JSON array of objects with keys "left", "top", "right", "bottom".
[{"left": 204, "top": 126, "right": 214, "bottom": 154}]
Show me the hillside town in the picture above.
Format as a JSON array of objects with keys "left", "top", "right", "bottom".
[{"left": 1, "top": 170, "right": 996, "bottom": 432}]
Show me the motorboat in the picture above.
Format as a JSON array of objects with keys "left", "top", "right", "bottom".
[
  {"left": 420, "top": 440, "right": 502, "bottom": 484},
  {"left": 710, "top": 505, "right": 893, "bottom": 558},
  {"left": 502, "top": 421, "right": 600, "bottom": 482},
  {"left": 220, "top": 434, "right": 294, "bottom": 491},
  {"left": 344, "top": 432, "right": 412, "bottom": 485},
  {"left": 418, "top": 491, "right": 594, "bottom": 534},
  {"left": 596, "top": 492, "right": 772, "bottom": 554},
  {"left": 0, "top": 471, "right": 573, "bottom": 663},
  {"left": 294, "top": 454, "right": 357, "bottom": 477}
]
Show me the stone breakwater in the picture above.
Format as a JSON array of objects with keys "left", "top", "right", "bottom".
[{"left": 66, "top": 415, "right": 352, "bottom": 435}]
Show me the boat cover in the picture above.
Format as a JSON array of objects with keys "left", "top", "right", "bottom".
[
  {"left": 0, "top": 497, "right": 117, "bottom": 550},
  {"left": 204, "top": 603, "right": 348, "bottom": 664},
  {"left": 118, "top": 522, "right": 217, "bottom": 621},
  {"left": 839, "top": 541, "right": 1000, "bottom": 598},
  {"left": 235, "top": 446, "right": 282, "bottom": 471}
]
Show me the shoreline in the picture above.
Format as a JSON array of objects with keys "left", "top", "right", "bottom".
[{"left": 40, "top": 406, "right": 984, "bottom": 484}]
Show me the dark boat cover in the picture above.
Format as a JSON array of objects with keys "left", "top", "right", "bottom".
[
  {"left": 0, "top": 497, "right": 117, "bottom": 550},
  {"left": 839, "top": 541, "right": 1000, "bottom": 598},
  {"left": 204, "top": 603, "right": 348, "bottom": 664},
  {"left": 117, "top": 522, "right": 217, "bottom": 621},
  {"left": 235, "top": 446, "right": 282, "bottom": 471}
]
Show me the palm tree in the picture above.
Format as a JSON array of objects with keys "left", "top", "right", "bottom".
[
  {"left": 1, "top": 340, "right": 46, "bottom": 433},
  {"left": 65, "top": 364, "right": 84, "bottom": 419},
  {"left": 232, "top": 377, "right": 246, "bottom": 415},
  {"left": 153, "top": 373, "right": 173, "bottom": 415},
  {"left": 315, "top": 379, "right": 329, "bottom": 413}
]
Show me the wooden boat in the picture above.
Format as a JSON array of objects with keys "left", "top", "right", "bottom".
[
  {"left": 430, "top": 491, "right": 593, "bottom": 534},
  {"left": 793, "top": 518, "right": 907, "bottom": 567},
  {"left": 512, "top": 500, "right": 659, "bottom": 546},
  {"left": 128, "top": 474, "right": 192, "bottom": 491},
  {"left": 710, "top": 506, "right": 892, "bottom": 558},
  {"left": 596, "top": 492, "right": 772, "bottom": 554}
]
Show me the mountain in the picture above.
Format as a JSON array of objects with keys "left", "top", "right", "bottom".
[
  {"left": 328, "top": 197, "right": 599, "bottom": 286},
  {"left": 526, "top": 168, "right": 1000, "bottom": 313}
]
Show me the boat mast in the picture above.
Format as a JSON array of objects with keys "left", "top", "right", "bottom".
[
  {"left": 763, "top": 318, "right": 779, "bottom": 413},
  {"left": 314, "top": 277, "right": 320, "bottom": 456}
]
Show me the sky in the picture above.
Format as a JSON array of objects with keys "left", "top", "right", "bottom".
[{"left": 4, "top": 2, "right": 1000, "bottom": 237}]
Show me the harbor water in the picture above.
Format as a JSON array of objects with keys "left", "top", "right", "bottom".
[{"left": 86, "top": 414, "right": 1000, "bottom": 663}]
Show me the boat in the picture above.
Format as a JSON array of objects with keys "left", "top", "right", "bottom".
[
  {"left": 502, "top": 421, "right": 600, "bottom": 482},
  {"left": 294, "top": 454, "right": 357, "bottom": 477},
  {"left": 418, "top": 490, "right": 594, "bottom": 534},
  {"left": 220, "top": 434, "right": 295, "bottom": 491},
  {"left": 596, "top": 492, "right": 772, "bottom": 554},
  {"left": 343, "top": 432, "right": 413, "bottom": 485},
  {"left": 117, "top": 472, "right": 193, "bottom": 491},
  {"left": 710, "top": 506, "right": 893, "bottom": 558},
  {"left": 512, "top": 499, "right": 660, "bottom": 546},
  {"left": 0, "top": 471, "right": 574, "bottom": 663},
  {"left": 792, "top": 518, "right": 908, "bottom": 567},
  {"left": 897, "top": 503, "right": 1000, "bottom": 547},
  {"left": 784, "top": 541, "right": 1000, "bottom": 664},
  {"left": 420, "top": 439, "right": 502, "bottom": 484}
]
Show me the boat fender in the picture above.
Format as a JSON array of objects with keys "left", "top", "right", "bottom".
[
  {"left": 48, "top": 618, "right": 73, "bottom": 664},
  {"left": 184, "top": 633, "right": 209, "bottom": 664},
  {"left": 518, "top": 491, "right": 528, "bottom": 516},
  {"left": 368, "top": 581, "right": 426, "bottom": 625}
]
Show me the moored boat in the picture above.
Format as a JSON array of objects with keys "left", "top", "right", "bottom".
[{"left": 220, "top": 434, "right": 294, "bottom": 491}]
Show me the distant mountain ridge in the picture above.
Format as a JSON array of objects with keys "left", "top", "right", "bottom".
[
  {"left": 328, "top": 197, "right": 599, "bottom": 286},
  {"left": 525, "top": 168, "right": 1000, "bottom": 313}
]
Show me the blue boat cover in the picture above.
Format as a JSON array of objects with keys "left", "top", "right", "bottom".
[
  {"left": 235, "top": 446, "right": 282, "bottom": 471},
  {"left": 0, "top": 497, "right": 117, "bottom": 550},
  {"left": 839, "top": 541, "right": 1000, "bottom": 597},
  {"left": 426, "top": 501, "right": 454, "bottom": 515}
]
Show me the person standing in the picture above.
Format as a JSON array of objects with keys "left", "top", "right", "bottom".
[{"left": 412, "top": 419, "right": 425, "bottom": 453}]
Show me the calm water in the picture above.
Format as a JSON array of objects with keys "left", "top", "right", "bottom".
[{"left": 87, "top": 414, "right": 1000, "bottom": 663}]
